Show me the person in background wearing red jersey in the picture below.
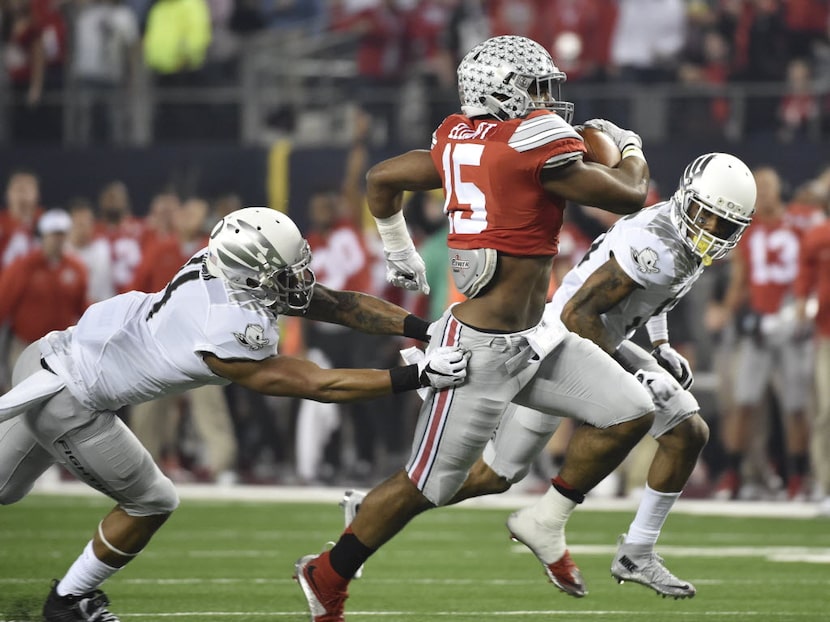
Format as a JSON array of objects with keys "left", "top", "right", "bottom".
[
  {"left": 0, "top": 169, "right": 43, "bottom": 271},
  {"left": 793, "top": 178, "right": 830, "bottom": 515},
  {"left": 715, "top": 166, "right": 811, "bottom": 501},
  {"left": 95, "top": 180, "right": 149, "bottom": 293},
  {"left": 295, "top": 35, "right": 655, "bottom": 620},
  {"left": 0, "top": 209, "right": 88, "bottom": 391},
  {"left": 128, "top": 197, "right": 238, "bottom": 484}
]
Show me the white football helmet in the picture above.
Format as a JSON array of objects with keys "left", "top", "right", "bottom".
[
  {"left": 206, "top": 207, "right": 315, "bottom": 313},
  {"left": 457, "top": 35, "right": 574, "bottom": 122},
  {"left": 672, "top": 153, "right": 757, "bottom": 262}
]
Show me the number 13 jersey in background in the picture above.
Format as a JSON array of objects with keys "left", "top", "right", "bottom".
[
  {"left": 430, "top": 110, "right": 585, "bottom": 256},
  {"left": 39, "top": 249, "right": 280, "bottom": 412}
]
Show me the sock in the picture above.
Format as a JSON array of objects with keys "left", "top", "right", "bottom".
[
  {"left": 791, "top": 454, "right": 808, "bottom": 477},
  {"left": 328, "top": 528, "right": 375, "bottom": 580},
  {"left": 57, "top": 541, "right": 119, "bottom": 597},
  {"left": 625, "top": 485, "right": 680, "bottom": 546},
  {"left": 551, "top": 475, "right": 585, "bottom": 504},
  {"left": 529, "top": 484, "right": 579, "bottom": 561}
]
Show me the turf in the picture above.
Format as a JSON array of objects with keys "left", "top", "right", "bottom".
[{"left": 1, "top": 494, "right": 829, "bottom": 621}]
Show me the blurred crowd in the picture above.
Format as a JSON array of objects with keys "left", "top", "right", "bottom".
[
  {"left": 2, "top": 108, "right": 830, "bottom": 510},
  {"left": 2, "top": 0, "right": 830, "bottom": 144}
]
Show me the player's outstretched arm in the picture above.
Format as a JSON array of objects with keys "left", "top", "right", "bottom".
[
  {"left": 541, "top": 157, "right": 649, "bottom": 214},
  {"left": 560, "top": 257, "right": 640, "bottom": 353},
  {"left": 296, "top": 284, "right": 431, "bottom": 341},
  {"left": 365, "top": 149, "right": 442, "bottom": 218},
  {"left": 202, "top": 346, "right": 468, "bottom": 403}
]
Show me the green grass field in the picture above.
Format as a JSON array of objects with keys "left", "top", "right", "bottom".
[{"left": 1, "top": 493, "right": 829, "bottom": 621}]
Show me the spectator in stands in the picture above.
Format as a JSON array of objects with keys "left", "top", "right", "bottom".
[
  {"left": 143, "top": 0, "right": 212, "bottom": 140},
  {"left": 95, "top": 180, "right": 148, "bottom": 293},
  {"left": 444, "top": 0, "right": 490, "bottom": 66},
  {"left": 65, "top": 197, "right": 115, "bottom": 304},
  {"left": 715, "top": 166, "right": 811, "bottom": 501},
  {"left": 777, "top": 57, "right": 820, "bottom": 143},
  {"left": 129, "top": 196, "right": 238, "bottom": 484},
  {"left": 67, "top": 0, "right": 140, "bottom": 146},
  {"left": 1, "top": 0, "right": 67, "bottom": 142},
  {"left": 609, "top": 0, "right": 686, "bottom": 84},
  {"left": 329, "top": 0, "right": 409, "bottom": 145},
  {"left": 144, "top": 189, "right": 180, "bottom": 246},
  {"left": 0, "top": 168, "right": 43, "bottom": 271},
  {"left": 0, "top": 208, "right": 88, "bottom": 390}
]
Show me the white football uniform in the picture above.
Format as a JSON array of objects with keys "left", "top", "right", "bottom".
[
  {"left": 484, "top": 201, "right": 702, "bottom": 483},
  {"left": 0, "top": 249, "right": 280, "bottom": 515}
]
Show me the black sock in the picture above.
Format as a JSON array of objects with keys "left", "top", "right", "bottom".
[
  {"left": 329, "top": 530, "right": 375, "bottom": 579},
  {"left": 791, "top": 454, "right": 808, "bottom": 477},
  {"left": 552, "top": 475, "right": 585, "bottom": 504},
  {"left": 725, "top": 452, "right": 742, "bottom": 473}
]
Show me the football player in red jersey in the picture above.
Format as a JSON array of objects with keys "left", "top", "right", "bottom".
[
  {"left": 295, "top": 35, "right": 656, "bottom": 619},
  {"left": 715, "top": 166, "right": 812, "bottom": 501}
]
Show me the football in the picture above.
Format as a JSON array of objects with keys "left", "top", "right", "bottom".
[{"left": 576, "top": 126, "right": 622, "bottom": 167}]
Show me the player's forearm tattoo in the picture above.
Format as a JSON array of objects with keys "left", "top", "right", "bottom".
[
  {"left": 566, "top": 272, "right": 630, "bottom": 354},
  {"left": 303, "top": 286, "right": 406, "bottom": 335}
]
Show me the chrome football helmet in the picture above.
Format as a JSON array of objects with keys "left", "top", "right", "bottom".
[
  {"left": 457, "top": 35, "right": 573, "bottom": 122},
  {"left": 206, "top": 207, "right": 315, "bottom": 313},
  {"left": 672, "top": 153, "right": 757, "bottom": 263}
]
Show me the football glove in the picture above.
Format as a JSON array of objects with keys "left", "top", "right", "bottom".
[
  {"left": 651, "top": 343, "right": 694, "bottom": 389},
  {"left": 418, "top": 346, "right": 470, "bottom": 390},
  {"left": 634, "top": 369, "right": 682, "bottom": 408},
  {"left": 582, "top": 118, "right": 643, "bottom": 153},
  {"left": 384, "top": 245, "right": 431, "bottom": 295}
]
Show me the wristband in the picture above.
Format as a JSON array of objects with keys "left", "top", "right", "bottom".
[
  {"left": 403, "top": 314, "right": 431, "bottom": 342},
  {"left": 645, "top": 314, "right": 669, "bottom": 344},
  {"left": 621, "top": 145, "right": 646, "bottom": 162},
  {"left": 390, "top": 364, "right": 421, "bottom": 393},
  {"left": 374, "top": 211, "right": 414, "bottom": 253}
]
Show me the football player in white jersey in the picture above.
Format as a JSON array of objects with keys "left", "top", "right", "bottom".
[
  {"left": 454, "top": 152, "right": 757, "bottom": 599},
  {"left": 0, "top": 207, "right": 469, "bottom": 622}
]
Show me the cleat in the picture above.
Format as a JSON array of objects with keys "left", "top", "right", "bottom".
[
  {"left": 42, "top": 579, "right": 121, "bottom": 621},
  {"left": 507, "top": 507, "right": 587, "bottom": 597},
  {"left": 293, "top": 554, "right": 348, "bottom": 622},
  {"left": 610, "top": 534, "right": 696, "bottom": 599},
  {"left": 339, "top": 490, "right": 366, "bottom": 579}
]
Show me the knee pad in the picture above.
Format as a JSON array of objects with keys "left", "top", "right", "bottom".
[
  {"left": 121, "top": 472, "right": 179, "bottom": 516},
  {"left": 0, "top": 481, "right": 32, "bottom": 505}
]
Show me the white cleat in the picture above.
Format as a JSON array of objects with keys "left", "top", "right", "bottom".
[
  {"left": 339, "top": 489, "right": 366, "bottom": 579},
  {"left": 506, "top": 506, "right": 587, "bottom": 597},
  {"left": 611, "top": 533, "right": 696, "bottom": 599}
]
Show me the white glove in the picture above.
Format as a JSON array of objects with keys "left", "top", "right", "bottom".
[
  {"left": 634, "top": 369, "right": 682, "bottom": 408},
  {"left": 417, "top": 346, "right": 469, "bottom": 390},
  {"left": 384, "top": 246, "right": 431, "bottom": 295},
  {"left": 582, "top": 118, "right": 643, "bottom": 153},
  {"left": 651, "top": 343, "right": 694, "bottom": 389}
]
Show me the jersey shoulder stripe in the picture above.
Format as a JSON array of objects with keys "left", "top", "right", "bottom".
[{"left": 508, "top": 114, "right": 581, "bottom": 153}]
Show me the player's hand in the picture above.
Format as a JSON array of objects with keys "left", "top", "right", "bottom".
[
  {"left": 634, "top": 369, "right": 682, "bottom": 408},
  {"left": 384, "top": 245, "right": 431, "bottom": 295},
  {"left": 418, "top": 346, "right": 470, "bottom": 390},
  {"left": 651, "top": 343, "right": 694, "bottom": 389},
  {"left": 582, "top": 118, "right": 642, "bottom": 153}
]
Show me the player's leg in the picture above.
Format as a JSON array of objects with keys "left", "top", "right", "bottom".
[
  {"left": 295, "top": 310, "right": 536, "bottom": 619},
  {"left": 28, "top": 393, "right": 178, "bottom": 621},
  {"left": 484, "top": 334, "right": 653, "bottom": 596},
  {"left": 609, "top": 341, "right": 703, "bottom": 598},
  {"left": 779, "top": 339, "right": 812, "bottom": 499}
]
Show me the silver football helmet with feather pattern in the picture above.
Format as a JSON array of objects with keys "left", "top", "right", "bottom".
[
  {"left": 457, "top": 35, "right": 573, "bottom": 122},
  {"left": 206, "top": 207, "right": 315, "bottom": 313},
  {"left": 672, "top": 153, "right": 756, "bottom": 263}
]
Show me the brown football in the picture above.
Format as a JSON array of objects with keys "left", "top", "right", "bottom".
[{"left": 576, "top": 126, "right": 622, "bottom": 167}]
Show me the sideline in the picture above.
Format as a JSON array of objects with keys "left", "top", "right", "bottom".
[{"left": 31, "top": 478, "right": 825, "bottom": 519}]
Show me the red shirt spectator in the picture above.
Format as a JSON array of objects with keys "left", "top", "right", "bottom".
[
  {"left": 795, "top": 219, "right": 830, "bottom": 337},
  {"left": 0, "top": 170, "right": 44, "bottom": 271},
  {"left": 0, "top": 209, "right": 88, "bottom": 343},
  {"left": 330, "top": 0, "right": 407, "bottom": 79}
]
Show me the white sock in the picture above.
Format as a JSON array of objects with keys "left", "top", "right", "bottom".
[
  {"left": 625, "top": 485, "right": 680, "bottom": 546},
  {"left": 531, "top": 486, "right": 578, "bottom": 560},
  {"left": 56, "top": 541, "right": 120, "bottom": 596}
]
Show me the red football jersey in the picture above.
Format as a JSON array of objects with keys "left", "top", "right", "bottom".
[
  {"left": 430, "top": 110, "right": 585, "bottom": 256},
  {"left": 737, "top": 218, "right": 801, "bottom": 314}
]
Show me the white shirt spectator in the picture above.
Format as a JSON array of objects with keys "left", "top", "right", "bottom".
[
  {"left": 611, "top": 0, "right": 686, "bottom": 70},
  {"left": 71, "top": 1, "right": 139, "bottom": 84}
]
